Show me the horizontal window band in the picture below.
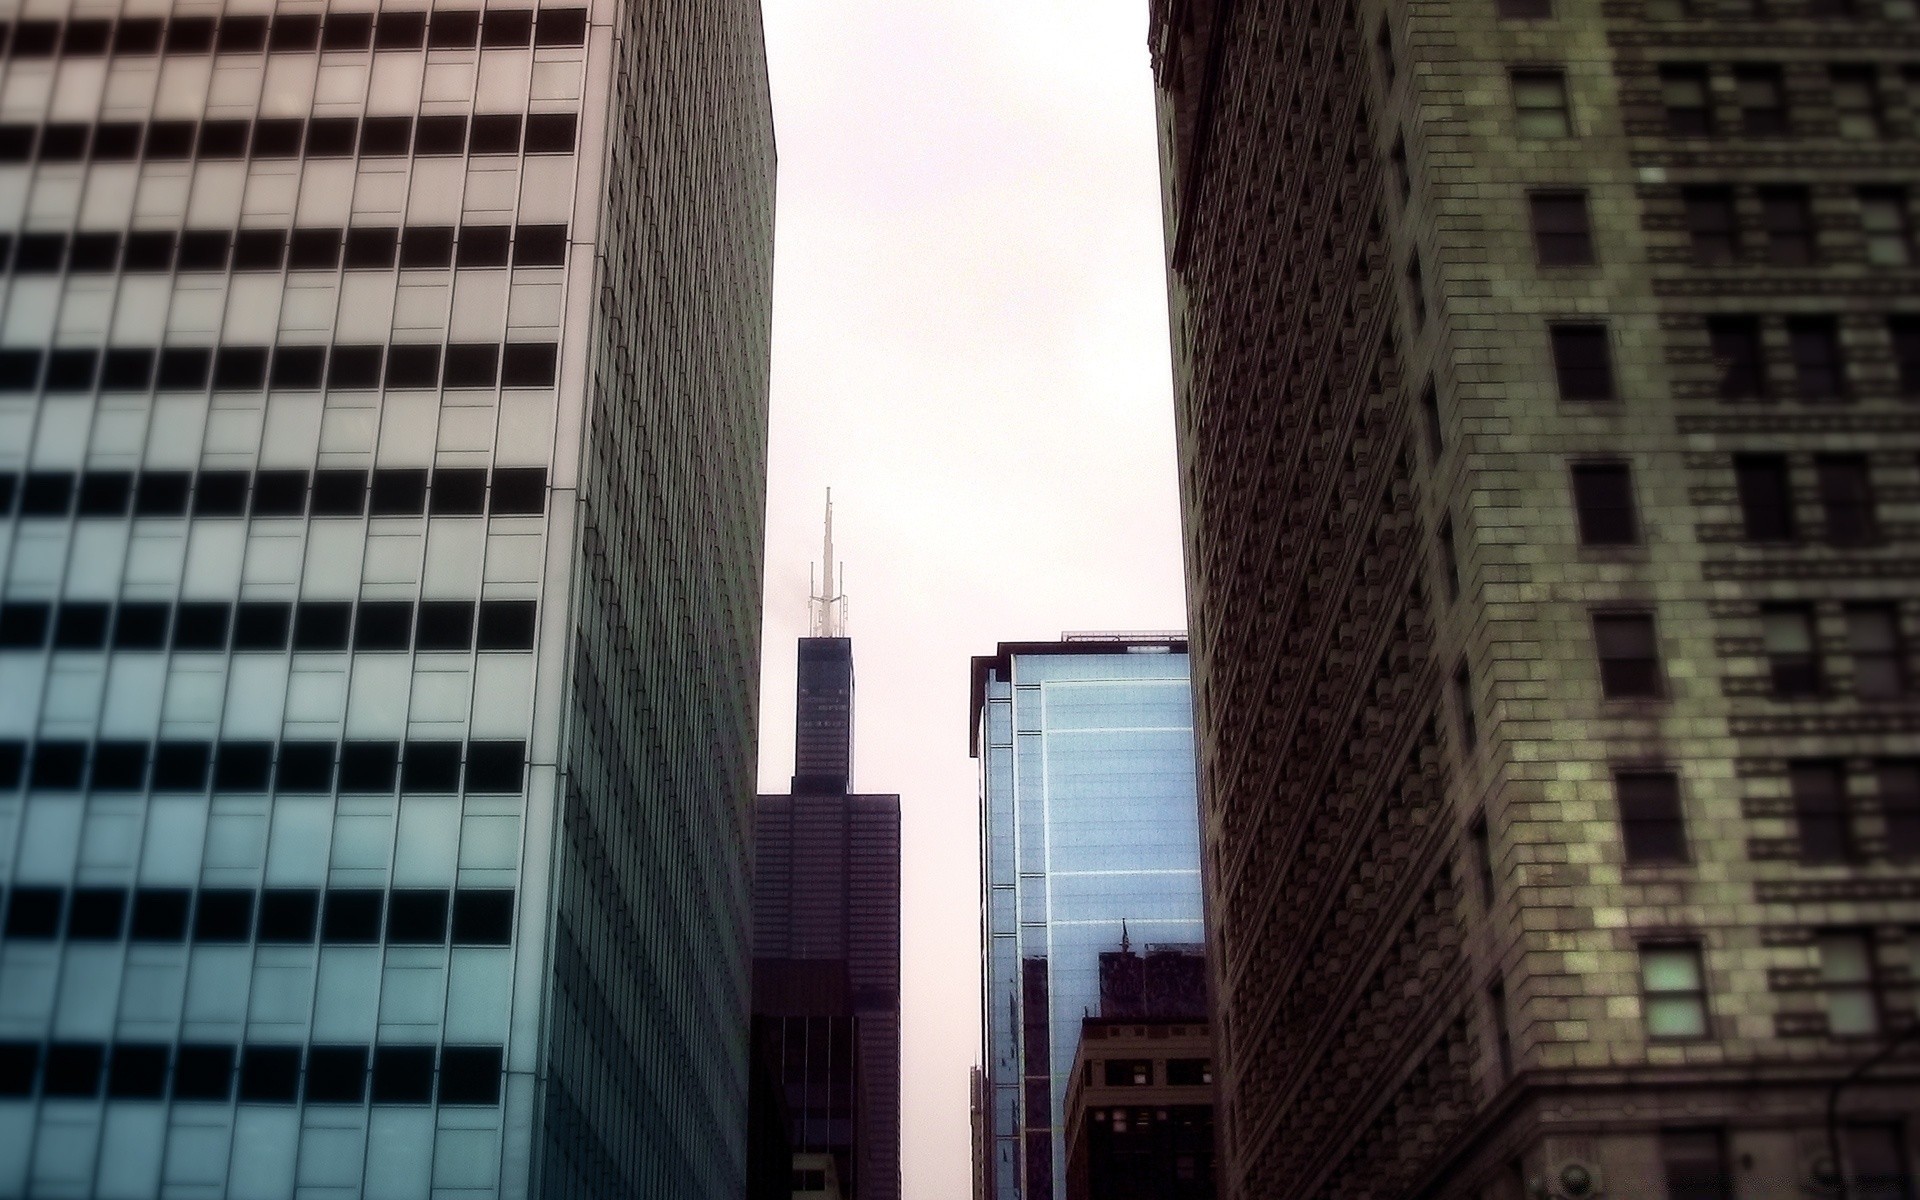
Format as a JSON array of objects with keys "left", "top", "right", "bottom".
[
  {"left": 1, "top": 9, "right": 586, "bottom": 58},
  {"left": 0, "top": 466, "right": 550, "bottom": 521},
  {"left": 1, "top": 885, "right": 515, "bottom": 948},
  {"left": 0, "top": 341, "right": 561, "bottom": 394},
  {"left": 0, "top": 739, "right": 529, "bottom": 796},
  {"left": 3, "top": 223, "right": 569, "bottom": 274},
  {"left": 0, "top": 112, "right": 578, "bottom": 164},
  {"left": 0, "top": 597, "right": 538, "bottom": 654},
  {"left": 0, "top": 1040, "right": 507, "bottom": 1107}
]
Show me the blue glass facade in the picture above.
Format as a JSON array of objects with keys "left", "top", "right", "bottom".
[{"left": 972, "top": 639, "right": 1203, "bottom": 1200}]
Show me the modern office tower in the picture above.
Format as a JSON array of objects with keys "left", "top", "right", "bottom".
[
  {"left": 752, "top": 540, "right": 902, "bottom": 1200},
  {"left": 971, "top": 636, "right": 1203, "bottom": 1200},
  {"left": 1149, "top": 0, "right": 1920, "bottom": 1197},
  {"left": 0, "top": 2, "right": 774, "bottom": 1197}
]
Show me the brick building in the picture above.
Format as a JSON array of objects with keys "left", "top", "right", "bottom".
[{"left": 1147, "top": 0, "right": 1920, "bottom": 1197}]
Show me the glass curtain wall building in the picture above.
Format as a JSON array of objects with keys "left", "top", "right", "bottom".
[
  {"left": 970, "top": 637, "right": 1203, "bottom": 1200},
  {"left": 0, "top": 2, "right": 775, "bottom": 1198}
]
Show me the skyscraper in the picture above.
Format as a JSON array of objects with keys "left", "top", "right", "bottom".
[
  {"left": 752, "top": 511, "right": 902, "bottom": 1200},
  {"left": 1150, "top": 0, "right": 1920, "bottom": 1197},
  {"left": 0, "top": 4, "right": 774, "bottom": 1197},
  {"left": 971, "top": 636, "right": 1202, "bottom": 1200}
]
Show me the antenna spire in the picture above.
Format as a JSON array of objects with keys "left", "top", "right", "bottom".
[{"left": 808, "top": 489, "right": 849, "bottom": 638}]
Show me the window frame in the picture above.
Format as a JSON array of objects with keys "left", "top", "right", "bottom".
[
  {"left": 1569, "top": 460, "right": 1641, "bottom": 546},
  {"left": 1639, "top": 941, "right": 1712, "bottom": 1041},
  {"left": 1528, "top": 190, "right": 1598, "bottom": 266},
  {"left": 1617, "top": 769, "right": 1690, "bottom": 865},
  {"left": 1511, "top": 68, "right": 1573, "bottom": 138},
  {"left": 1593, "top": 610, "right": 1665, "bottom": 699}
]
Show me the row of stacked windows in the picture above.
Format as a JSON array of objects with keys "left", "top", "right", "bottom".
[
  {"left": 0, "top": 739, "right": 527, "bottom": 794},
  {"left": 1544, "top": 317, "right": 1920, "bottom": 402},
  {"left": 0, "top": 112, "right": 578, "bottom": 163},
  {"left": 1, "top": 885, "right": 513, "bottom": 946},
  {"left": 2, "top": 223, "right": 570, "bottom": 275},
  {"left": 0, "top": 1041, "right": 506, "bottom": 1106},
  {"left": 0, "top": 466, "right": 549, "bottom": 520},
  {"left": 1605, "top": 759, "right": 1919, "bottom": 864},
  {"left": 0, "top": 8, "right": 589, "bottom": 58},
  {"left": 0, "top": 598, "right": 539, "bottom": 654},
  {"left": 0, "top": 340, "right": 561, "bottom": 393}
]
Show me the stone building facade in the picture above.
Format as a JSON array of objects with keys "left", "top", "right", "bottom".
[{"left": 1148, "top": 0, "right": 1920, "bottom": 1197}]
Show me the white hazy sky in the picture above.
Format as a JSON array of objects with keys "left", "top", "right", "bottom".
[{"left": 755, "top": 2, "right": 1189, "bottom": 1196}]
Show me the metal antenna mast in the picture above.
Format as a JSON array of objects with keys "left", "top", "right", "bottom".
[{"left": 807, "top": 488, "right": 848, "bottom": 638}]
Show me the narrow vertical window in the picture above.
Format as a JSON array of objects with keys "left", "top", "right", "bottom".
[
  {"left": 1762, "top": 604, "right": 1823, "bottom": 697},
  {"left": 1786, "top": 316, "right": 1846, "bottom": 401},
  {"left": 1440, "top": 515, "right": 1462, "bottom": 599},
  {"left": 1684, "top": 187, "right": 1739, "bottom": 264},
  {"left": 1454, "top": 663, "right": 1478, "bottom": 750},
  {"left": 1488, "top": 978, "right": 1514, "bottom": 1078},
  {"left": 1511, "top": 70, "right": 1571, "bottom": 138},
  {"left": 1791, "top": 760, "right": 1853, "bottom": 864},
  {"left": 1818, "top": 931, "right": 1882, "bottom": 1037},
  {"left": 1421, "top": 381, "right": 1444, "bottom": 459},
  {"left": 1661, "top": 66, "right": 1714, "bottom": 136},
  {"left": 1661, "top": 1130, "right": 1733, "bottom": 1200},
  {"left": 1640, "top": 943, "right": 1710, "bottom": 1039},
  {"left": 1470, "top": 813, "right": 1496, "bottom": 905},
  {"left": 1760, "top": 186, "right": 1815, "bottom": 266},
  {"left": 1817, "top": 455, "right": 1877, "bottom": 545},
  {"left": 1617, "top": 771, "right": 1688, "bottom": 864},
  {"left": 1570, "top": 461, "right": 1640, "bottom": 545},
  {"left": 1406, "top": 253, "right": 1427, "bottom": 328},
  {"left": 1734, "top": 454, "right": 1796, "bottom": 540},
  {"left": 1892, "top": 317, "right": 1920, "bottom": 399},
  {"left": 1860, "top": 187, "right": 1913, "bottom": 267},
  {"left": 1708, "top": 316, "right": 1768, "bottom": 400},
  {"left": 1831, "top": 66, "right": 1883, "bottom": 139},
  {"left": 1846, "top": 605, "right": 1905, "bottom": 699},
  {"left": 1529, "top": 191, "right": 1596, "bottom": 265},
  {"left": 1376, "top": 21, "right": 1396, "bottom": 85},
  {"left": 1735, "top": 66, "right": 1789, "bottom": 135},
  {"left": 1594, "top": 612, "right": 1663, "bottom": 698},
  {"left": 1549, "top": 323, "right": 1616, "bottom": 401},
  {"left": 1877, "top": 760, "right": 1920, "bottom": 858}
]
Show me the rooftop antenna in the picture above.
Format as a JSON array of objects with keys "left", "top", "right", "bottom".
[
  {"left": 1120, "top": 920, "right": 1132, "bottom": 954},
  {"left": 808, "top": 488, "right": 849, "bottom": 638}
]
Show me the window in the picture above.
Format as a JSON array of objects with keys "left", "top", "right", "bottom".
[
  {"left": 372, "top": 1047, "right": 435, "bottom": 1103},
  {"left": 107, "top": 1045, "right": 168, "bottom": 1099},
  {"left": 1844, "top": 1125, "right": 1915, "bottom": 1200},
  {"left": 1454, "top": 663, "right": 1478, "bottom": 749},
  {"left": 1618, "top": 771, "right": 1688, "bottom": 864},
  {"left": 1880, "top": 761, "right": 1920, "bottom": 858},
  {"left": 1376, "top": 21, "right": 1396, "bottom": 85},
  {"left": 1640, "top": 943, "right": 1709, "bottom": 1038},
  {"left": 464, "top": 742, "right": 527, "bottom": 793},
  {"left": 1470, "top": 813, "right": 1496, "bottom": 905},
  {"left": 431, "top": 469, "right": 489, "bottom": 514},
  {"left": 1763, "top": 604, "right": 1822, "bottom": 697},
  {"left": 1709, "top": 316, "right": 1767, "bottom": 399},
  {"left": 1166, "top": 1058, "right": 1211, "bottom": 1085},
  {"left": 401, "top": 741, "right": 463, "bottom": 793},
  {"left": 388, "top": 890, "right": 450, "bottom": 944},
  {"left": 439, "top": 1046, "right": 503, "bottom": 1105},
  {"left": 416, "top": 602, "right": 477, "bottom": 651},
  {"left": 1662, "top": 1130, "right": 1733, "bottom": 1200},
  {"left": 238, "top": 1046, "right": 300, "bottom": 1102},
  {"left": 1440, "top": 515, "right": 1461, "bottom": 598},
  {"left": 1847, "top": 606, "right": 1905, "bottom": 699},
  {"left": 451, "top": 889, "right": 516, "bottom": 945},
  {"left": 1529, "top": 191, "right": 1595, "bottom": 265},
  {"left": 1791, "top": 760, "right": 1853, "bottom": 863},
  {"left": 1819, "top": 931, "right": 1882, "bottom": 1036},
  {"left": 1735, "top": 66, "right": 1788, "bottom": 135},
  {"left": 1662, "top": 66, "right": 1714, "bottom": 136},
  {"left": 1550, "top": 323, "right": 1616, "bottom": 400},
  {"left": 524, "top": 113, "right": 578, "bottom": 154},
  {"left": 1760, "top": 187, "right": 1815, "bottom": 266},
  {"left": 1594, "top": 612, "right": 1663, "bottom": 698},
  {"left": 173, "top": 1045, "right": 234, "bottom": 1101},
  {"left": 476, "top": 600, "right": 538, "bottom": 650},
  {"left": 457, "top": 226, "right": 512, "bottom": 268},
  {"left": 1570, "top": 462, "right": 1640, "bottom": 545},
  {"left": 1684, "top": 187, "right": 1739, "bottom": 264},
  {"left": 257, "top": 889, "right": 320, "bottom": 942},
  {"left": 1497, "top": 0, "right": 1553, "bottom": 16},
  {"left": 1489, "top": 979, "right": 1514, "bottom": 1077},
  {"left": 1406, "top": 253, "right": 1427, "bottom": 328},
  {"left": 1860, "top": 188, "right": 1912, "bottom": 267},
  {"left": 1734, "top": 454, "right": 1795, "bottom": 540},
  {"left": 514, "top": 224, "right": 569, "bottom": 267},
  {"left": 1391, "top": 136, "right": 1411, "bottom": 202},
  {"left": 1104, "top": 1059, "right": 1152, "bottom": 1086},
  {"left": 1832, "top": 67, "right": 1883, "bottom": 139},
  {"left": 1512, "top": 70, "right": 1571, "bottom": 137},
  {"left": 1893, "top": 317, "right": 1920, "bottom": 399},
  {"left": 1788, "top": 317, "right": 1846, "bottom": 400},
  {"left": 1421, "top": 382, "right": 1444, "bottom": 458},
  {"left": 502, "top": 343, "right": 560, "bottom": 387},
  {"left": 305, "top": 1046, "right": 369, "bottom": 1104},
  {"left": 193, "top": 891, "right": 253, "bottom": 942},
  {"left": 1816, "top": 456, "right": 1876, "bottom": 545}
]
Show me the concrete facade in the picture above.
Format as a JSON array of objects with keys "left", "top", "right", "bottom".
[{"left": 1148, "top": 0, "right": 1920, "bottom": 1197}]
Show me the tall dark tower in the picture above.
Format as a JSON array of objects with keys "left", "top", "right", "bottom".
[{"left": 751, "top": 498, "right": 902, "bottom": 1200}]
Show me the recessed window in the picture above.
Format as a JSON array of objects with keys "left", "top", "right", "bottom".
[
  {"left": 43, "top": 1044, "right": 105, "bottom": 1098},
  {"left": 1819, "top": 931, "right": 1883, "bottom": 1037},
  {"left": 311, "top": 469, "right": 370, "bottom": 517},
  {"left": 535, "top": 8, "right": 590, "bottom": 45},
  {"left": 1661, "top": 66, "right": 1713, "bottom": 136},
  {"left": 232, "top": 229, "right": 287, "bottom": 271},
  {"left": 1547, "top": 324, "right": 1616, "bottom": 403},
  {"left": 213, "top": 740, "right": 273, "bottom": 790},
  {"left": 429, "top": 10, "right": 481, "bottom": 48},
  {"left": 1831, "top": 66, "right": 1883, "bottom": 139},
  {"left": 52, "top": 604, "right": 111, "bottom": 650},
  {"left": 4, "top": 888, "right": 63, "bottom": 938},
  {"left": 1878, "top": 760, "right": 1920, "bottom": 859},
  {"left": 442, "top": 345, "right": 502, "bottom": 389},
  {"left": 252, "top": 471, "right": 308, "bottom": 516},
  {"left": 67, "top": 888, "right": 127, "bottom": 939},
  {"left": 1530, "top": 191, "right": 1595, "bottom": 265},
  {"left": 465, "top": 742, "right": 527, "bottom": 794},
  {"left": 1439, "top": 516, "right": 1461, "bottom": 599},
  {"left": 513, "top": 224, "right": 569, "bottom": 267},
  {"left": 133, "top": 471, "right": 191, "bottom": 517},
  {"left": 1760, "top": 187, "right": 1815, "bottom": 266},
  {"left": 1420, "top": 382, "right": 1444, "bottom": 458},
  {"left": 93, "top": 743, "right": 149, "bottom": 791},
  {"left": 432, "top": 468, "right": 490, "bottom": 514},
  {"left": 416, "top": 601, "right": 477, "bottom": 652},
  {"left": 375, "top": 10, "right": 428, "bottom": 49},
  {"left": 293, "top": 602, "right": 352, "bottom": 652},
  {"left": 193, "top": 470, "right": 250, "bottom": 517},
  {"left": 490, "top": 467, "right": 549, "bottom": 515},
  {"left": 1787, "top": 317, "right": 1846, "bottom": 401},
  {"left": 415, "top": 116, "right": 468, "bottom": 156},
  {"left": 1496, "top": 0, "right": 1553, "bottom": 16},
  {"left": 1762, "top": 604, "right": 1822, "bottom": 697},
  {"left": 288, "top": 228, "right": 344, "bottom": 271},
  {"left": 270, "top": 14, "right": 323, "bottom": 51},
  {"left": 1708, "top": 316, "right": 1767, "bottom": 400},
  {"left": 1734, "top": 66, "right": 1788, "bottom": 136},
  {"left": 1640, "top": 943, "right": 1709, "bottom": 1039},
  {"left": 502, "top": 343, "right": 560, "bottom": 387},
  {"left": 1845, "top": 605, "right": 1905, "bottom": 699},
  {"left": 0, "top": 603, "right": 50, "bottom": 649},
  {"left": 1843, "top": 1126, "right": 1915, "bottom": 1198},
  {"left": 1469, "top": 813, "right": 1496, "bottom": 905},
  {"left": 1103, "top": 1059, "right": 1153, "bottom": 1086},
  {"left": 1816, "top": 455, "right": 1876, "bottom": 545},
  {"left": 269, "top": 345, "right": 327, "bottom": 390},
  {"left": 1733, "top": 454, "right": 1794, "bottom": 540},
  {"left": 1892, "top": 317, "right": 1920, "bottom": 399},
  {"left": 1684, "top": 187, "right": 1739, "bottom": 265},
  {"left": 1791, "top": 760, "right": 1853, "bottom": 864},
  {"left": 457, "top": 226, "right": 512, "bottom": 268},
  {"left": 1594, "top": 612, "right": 1663, "bottom": 698},
  {"left": 152, "top": 742, "right": 212, "bottom": 792},
  {"left": 156, "top": 347, "right": 212, "bottom": 390},
  {"left": 384, "top": 345, "right": 443, "bottom": 389},
  {"left": 1405, "top": 253, "right": 1427, "bottom": 329},
  {"left": 0, "top": 1044, "right": 37, "bottom": 1097},
  {"left": 112, "top": 603, "right": 170, "bottom": 650},
  {"left": 359, "top": 117, "right": 412, "bottom": 158},
  {"left": 192, "top": 890, "right": 254, "bottom": 942},
  {"left": 1661, "top": 1130, "right": 1732, "bottom": 1200},
  {"left": 1859, "top": 188, "right": 1912, "bottom": 267},
  {"left": 1453, "top": 663, "right": 1478, "bottom": 750},
  {"left": 470, "top": 114, "right": 525, "bottom": 155},
  {"left": 326, "top": 345, "right": 385, "bottom": 391},
  {"left": 1512, "top": 70, "right": 1571, "bottom": 138},
  {"left": 1618, "top": 771, "right": 1688, "bottom": 864},
  {"left": 399, "top": 226, "right": 455, "bottom": 269},
  {"left": 31, "top": 742, "right": 87, "bottom": 790},
  {"left": 524, "top": 113, "right": 578, "bottom": 154},
  {"left": 1488, "top": 978, "right": 1514, "bottom": 1077}
]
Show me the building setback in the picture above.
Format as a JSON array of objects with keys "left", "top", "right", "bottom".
[
  {"left": 753, "top": 633, "right": 903, "bottom": 1200},
  {"left": 972, "top": 636, "right": 1204, "bottom": 1200},
  {"left": 0, "top": 3, "right": 775, "bottom": 1197},
  {"left": 1148, "top": 0, "right": 1920, "bottom": 1197}
]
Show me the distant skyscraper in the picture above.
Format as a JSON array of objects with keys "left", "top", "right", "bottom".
[
  {"left": 1150, "top": 0, "right": 1920, "bottom": 1197},
  {"left": 0, "top": 4, "right": 774, "bottom": 1197},
  {"left": 971, "top": 636, "right": 1202, "bottom": 1200},
  {"left": 752, "top": 508, "right": 902, "bottom": 1200}
]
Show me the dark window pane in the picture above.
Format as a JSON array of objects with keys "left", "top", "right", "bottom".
[
  {"left": 456, "top": 225, "right": 511, "bottom": 267},
  {"left": 8, "top": 23, "right": 60, "bottom": 56},
  {"left": 1787, "top": 317, "right": 1846, "bottom": 401},
  {"left": 252, "top": 471, "right": 308, "bottom": 516},
  {"left": 178, "top": 230, "right": 232, "bottom": 271},
  {"left": 37, "top": 124, "right": 88, "bottom": 162},
  {"left": 116, "top": 20, "right": 167, "bottom": 53},
  {"left": 43, "top": 349, "right": 100, "bottom": 393},
  {"left": 310, "top": 469, "right": 369, "bottom": 516},
  {"left": 354, "top": 602, "right": 414, "bottom": 651},
  {"left": 1817, "top": 456, "right": 1876, "bottom": 546},
  {"left": 171, "top": 603, "right": 231, "bottom": 650},
  {"left": 305, "top": 1046, "right": 369, "bottom": 1103},
  {"left": 358, "top": 118, "right": 412, "bottom": 158},
  {"left": 143, "top": 122, "right": 198, "bottom": 160},
  {"left": 269, "top": 344, "right": 327, "bottom": 390},
  {"left": 293, "top": 602, "right": 352, "bottom": 651},
  {"left": 386, "top": 890, "right": 450, "bottom": 944},
  {"left": 489, "top": 467, "right": 548, "bottom": 515},
  {"left": 4, "top": 888, "right": 63, "bottom": 938},
  {"left": 1662, "top": 1130, "right": 1732, "bottom": 1200},
  {"left": 477, "top": 600, "right": 537, "bottom": 650},
  {"left": 327, "top": 343, "right": 386, "bottom": 388},
  {"left": 371, "top": 1046, "right": 435, "bottom": 1104},
  {"left": 1709, "top": 317, "right": 1766, "bottom": 400},
  {"left": 1684, "top": 187, "right": 1738, "bottom": 265},
  {"left": 465, "top": 742, "right": 526, "bottom": 794},
  {"left": 91, "top": 742, "right": 149, "bottom": 791},
  {"left": 438, "top": 1046, "right": 503, "bottom": 1104},
  {"left": 501, "top": 342, "right": 558, "bottom": 387},
  {"left": 269, "top": 15, "right": 323, "bottom": 52},
  {"left": 1880, "top": 761, "right": 1920, "bottom": 859},
  {"left": 214, "top": 741, "right": 274, "bottom": 791},
  {"left": 398, "top": 226, "right": 454, "bottom": 269},
  {"left": 414, "top": 115, "right": 467, "bottom": 155},
  {"left": 52, "top": 603, "right": 111, "bottom": 649},
  {"left": 428, "top": 10, "right": 480, "bottom": 48},
  {"left": 193, "top": 471, "right": 250, "bottom": 516},
  {"left": 122, "top": 231, "right": 176, "bottom": 270},
  {"left": 192, "top": 890, "right": 254, "bottom": 942},
  {"left": 0, "top": 349, "right": 41, "bottom": 390},
  {"left": 369, "top": 469, "right": 428, "bottom": 516},
  {"left": 305, "top": 117, "right": 359, "bottom": 157},
  {"left": 77, "top": 472, "right": 133, "bottom": 516},
  {"left": 67, "top": 233, "right": 120, "bottom": 271},
  {"left": 513, "top": 225, "right": 568, "bottom": 267},
  {"left": 1595, "top": 612, "right": 1662, "bottom": 698},
  {"left": 338, "top": 742, "right": 400, "bottom": 792},
  {"left": 197, "top": 120, "right": 251, "bottom": 159},
  {"left": 374, "top": 10, "right": 426, "bottom": 48},
  {"left": 232, "top": 228, "right": 287, "bottom": 270},
  {"left": 67, "top": 888, "right": 127, "bottom": 939},
  {"left": 1891, "top": 317, "right": 1920, "bottom": 399},
  {"left": 344, "top": 227, "right": 400, "bottom": 270},
  {"left": 0, "top": 1044, "right": 38, "bottom": 1097},
  {"left": 481, "top": 9, "right": 533, "bottom": 46},
  {"left": 152, "top": 741, "right": 212, "bottom": 791},
  {"left": 451, "top": 890, "right": 515, "bottom": 945},
  {"left": 384, "top": 344, "right": 442, "bottom": 389},
  {"left": 43, "top": 1044, "right": 105, "bottom": 1098},
  {"left": 257, "top": 889, "right": 320, "bottom": 942},
  {"left": 442, "top": 345, "right": 500, "bottom": 389},
  {"left": 469, "top": 114, "right": 524, "bottom": 155},
  {"left": 212, "top": 346, "right": 270, "bottom": 392},
  {"left": 251, "top": 119, "right": 305, "bottom": 158},
  {"left": 0, "top": 744, "right": 21, "bottom": 791},
  {"left": 535, "top": 9, "right": 589, "bottom": 45},
  {"left": 92, "top": 123, "right": 143, "bottom": 160},
  {"left": 431, "top": 468, "right": 489, "bottom": 514},
  {"left": 238, "top": 1046, "right": 300, "bottom": 1103},
  {"left": 22, "top": 473, "right": 75, "bottom": 516},
  {"left": 0, "top": 602, "right": 49, "bottom": 648},
  {"left": 1761, "top": 187, "right": 1815, "bottom": 266},
  {"left": 111, "top": 604, "right": 170, "bottom": 651},
  {"left": 524, "top": 113, "right": 577, "bottom": 153},
  {"left": 1530, "top": 192, "right": 1595, "bottom": 265},
  {"left": 156, "top": 347, "right": 213, "bottom": 391},
  {"left": 402, "top": 741, "right": 463, "bottom": 793},
  {"left": 100, "top": 348, "right": 156, "bottom": 390},
  {"left": 130, "top": 890, "right": 191, "bottom": 942},
  {"left": 1618, "top": 772, "right": 1687, "bottom": 864},
  {"left": 12, "top": 233, "right": 66, "bottom": 273},
  {"left": 321, "top": 890, "right": 383, "bottom": 943},
  {"left": 416, "top": 601, "right": 476, "bottom": 651},
  {"left": 173, "top": 1045, "right": 235, "bottom": 1100},
  {"left": 1550, "top": 324, "right": 1614, "bottom": 401},
  {"left": 287, "top": 228, "right": 343, "bottom": 271},
  {"left": 32, "top": 742, "right": 87, "bottom": 789},
  {"left": 216, "top": 15, "right": 269, "bottom": 52},
  {"left": 274, "top": 743, "right": 336, "bottom": 793},
  {"left": 1792, "top": 761, "right": 1852, "bottom": 864}
]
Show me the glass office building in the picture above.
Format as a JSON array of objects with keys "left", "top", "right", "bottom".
[
  {"left": 0, "top": 2, "right": 775, "bottom": 1197},
  {"left": 970, "top": 637, "right": 1203, "bottom": 1200}
]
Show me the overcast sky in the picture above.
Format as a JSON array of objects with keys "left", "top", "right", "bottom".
[{"left": 754, "top": 2, "right": 1188, "bottom": 1195}]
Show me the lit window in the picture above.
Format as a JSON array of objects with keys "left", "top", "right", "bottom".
[
  {"left": 1817, "top": 931, "right": 1881, "bottom": 1037},
  {"left": 1640, "top": 943, "right": 1709, "bottom": 1039}
]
